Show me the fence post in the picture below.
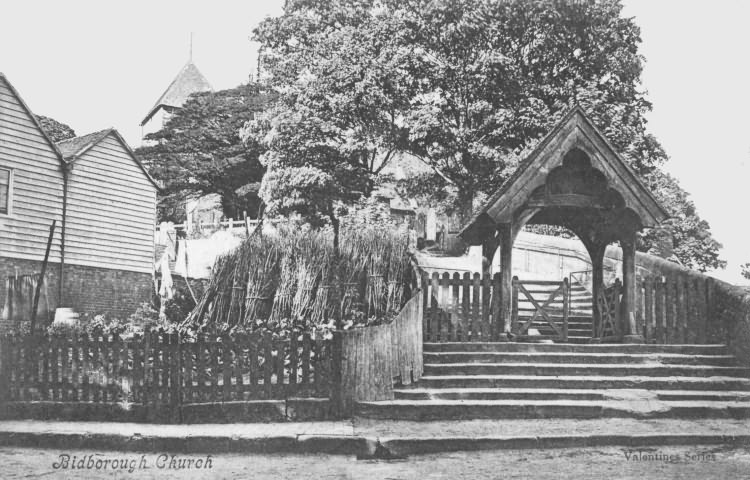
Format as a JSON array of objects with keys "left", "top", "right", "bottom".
[
  {"left": 644, "top": 277, "right": 653, "bottom": 343},
  {"left": 330, "top": 331, "right": 345, "bottom": 417},
  {"left": 142, "top": 327, "right": 152, "bottom": 418},
  {"left": 705, "top": 277, "right": 717, "bottom": 342},
  {"left": 170, "top": 331, "right": 181, "bottom": 423},
  {"left": 511, "top": 276, "right": 519, "bottom": 335},
  {"left": 655, "top": 277, "right": 664, "bottom": 344},
  {"left": 0, "top": 336, "right": 8, "bottom": 402}
]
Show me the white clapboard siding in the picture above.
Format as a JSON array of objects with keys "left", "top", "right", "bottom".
[
  {"left": 0, "top": 76, "right": 64, "bottom": 262},
  {"left": 64, "top": 134, "right": 155, "bottom": 273}
]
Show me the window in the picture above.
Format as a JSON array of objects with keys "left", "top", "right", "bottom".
[{"left": 0, "top": 168, "right": 10, "bottom": 215}]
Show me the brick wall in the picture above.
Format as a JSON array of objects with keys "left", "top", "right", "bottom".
[{"left": 0, "top": 257, "right": 153, "bottom": 328}]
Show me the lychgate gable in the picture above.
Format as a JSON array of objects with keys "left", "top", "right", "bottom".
[{"left": 458, "top": 106, "right": 669, "bottom": 344}]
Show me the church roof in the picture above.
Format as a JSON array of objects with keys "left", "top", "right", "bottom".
[{"left": 140, "top": 61, "right": 212, "bottom": 126}]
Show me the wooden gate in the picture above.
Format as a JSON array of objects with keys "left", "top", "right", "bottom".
[
  {"left": 595, "top": 279, "right": 621, "bottom": 341},
  {"left": 511, "top": 277, "right": 569, "bottom": 342}
]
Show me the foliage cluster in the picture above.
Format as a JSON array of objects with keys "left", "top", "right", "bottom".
[
  {"left": 250, "top": 0, "right": 725, "bottom": 271},
  {"left": 136, "top": 84, "right": 275, "bottom": 222},
  {"left": 35, "top": 115, "right": 76, "bottom": 143}
]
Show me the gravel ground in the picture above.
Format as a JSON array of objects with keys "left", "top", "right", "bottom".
[{"left": 3, "top": 445, "right": 750, "bottom": 479}]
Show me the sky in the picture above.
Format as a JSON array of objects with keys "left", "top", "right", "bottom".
[{"left": 0, "top": 1, "right": 747, "bottom": 284}]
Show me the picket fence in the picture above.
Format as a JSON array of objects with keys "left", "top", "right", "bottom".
[
  {"left": 0, "top": 330, "right": 331, "bottom": 408},
  {"left": 636, "top": 275, "right": 716, "bottom": 344},
  {"left": 422, "top": 272, "right": 502, "bottom": 342}
]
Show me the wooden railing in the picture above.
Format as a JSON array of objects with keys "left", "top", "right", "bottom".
[
  {"left": 636, "top": 275, "right": 714, "bottom": 344},
  {"left": 0, "top": 330, "right": 331, "bottom": 421},
  {"left": 511, "top": 278, "right": 570, "bottom": 341},
  {"left": 421, "top": 272, "right": 502, "bottom": 342},
  {"left": 336, "top": 292, "right": 423, "bottom": 414}
]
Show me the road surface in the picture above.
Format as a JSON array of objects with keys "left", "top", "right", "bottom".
[{"left": 2, "top": 445, "right": 750, "bottom": 479}]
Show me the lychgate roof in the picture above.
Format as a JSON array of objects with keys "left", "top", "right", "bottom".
[
  {"left": 460, "top": 106, "right": 669, "bottom": 243},
  {"left": 140, "top": 61, "right": 212, "bottom": 126}
]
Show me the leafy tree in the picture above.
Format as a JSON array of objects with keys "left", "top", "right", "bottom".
[
  {"left": 741, "top": 263, "right": 750, "bottom": 281},
  {"left": 246, "top": 105, "right": 371, "bottom": 253},
  {"left": 255, "top": 0, "right": 664, "bottom": 219},
  {"left": 640, "top": 170, "right": 725, "bottom": 272},
  {"left": 248, "top": 2, "right": 417, "bottom": 245},
  {"left": 253, "top": 0, "right": 724, "bottom": 270},
  {"left": 36, "top": 115, "right": 75, "bottom": 142},
  {"left": 136, "top": 83, "right": 274, "bottom": 222}
]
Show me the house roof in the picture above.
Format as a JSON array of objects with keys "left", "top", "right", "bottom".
[
  {"left": 0, "top": 72, "right": 65, "bottom": 165},
  {"left": 56, "top": 129, "right": 160, "bottom": 189},
  {"left": 460, "top": 106, "right": 669, "bottom": 242},
  {"left": 56, "top": 129, "right": 112, "bottom": 158},
  {"left": 140, "top": 61, "right": 212, "bottom": 126}
]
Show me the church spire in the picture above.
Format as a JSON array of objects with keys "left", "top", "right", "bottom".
[{"left": 189, "top": 32, "right": 193, "bottom": 62}]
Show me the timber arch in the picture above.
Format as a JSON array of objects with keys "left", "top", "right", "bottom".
[{"left": 459, "top": 106, "right": 668, "bottom": 342}]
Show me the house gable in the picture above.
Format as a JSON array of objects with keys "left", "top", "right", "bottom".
[
  {"left": 61, "top": 130, "right": 157, "bottom": 274},
  {"left": 0, "top": 73, "right": 65, "bottom": 262}
]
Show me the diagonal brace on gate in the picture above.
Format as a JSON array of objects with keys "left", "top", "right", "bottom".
[{"left": 518, "top": 283, "right": 564, "bottom": 337}]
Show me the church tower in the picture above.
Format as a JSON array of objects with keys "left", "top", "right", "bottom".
[{"left": 140, "top": 42, "right": 212, "bottom": 145}]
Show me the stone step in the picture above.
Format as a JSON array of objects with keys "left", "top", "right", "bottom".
[
  {"left": 393, "top": 388, "right": 750, "bottom": 402},
  {"left": 423, "top": 343, "right": 730, "bottom": 355},
  {"left": 528, "top": 331, "right": 593, "bottom": 338},
  {"left": 528, "top": 321, "right": 593, "bottom": 327},
  {"left": 520, "top": 316, "right": 594, "bottom": 322},
  {"left": 526, "top": 328, "right": 593, "bottom": 337},
  {"left": 356, "top": 399, "right": 750, "bottom": 420},
  {"left": 514, "top": 335, "right": 592, "bottom": 344},
  {"left": 422, "top": 363, "right": 750, "bottom": 378},
  {"left": 423, "top": 352, "right": 739, "bottom": 366},
  {"left": 417, "top": 374, "right": 750, "bottom": 391}
]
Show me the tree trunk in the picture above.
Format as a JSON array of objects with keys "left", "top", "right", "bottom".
[
  {"left": 456, "top": 188, "right": 474, "bottom": 225},
  {"left": 329, "top": 214, "right": 342, "bottom": 329},
  {"left": 331, "top": 215, "right": 340, "bottom": 256}
]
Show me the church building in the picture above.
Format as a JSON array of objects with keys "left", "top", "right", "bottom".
[{"left": 140, "top": 60, "right": 212, "bottom": 144}]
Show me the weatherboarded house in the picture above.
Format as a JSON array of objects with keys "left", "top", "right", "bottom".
[{"left": 0, "top": 73, "right": 157, "bottom": 326}]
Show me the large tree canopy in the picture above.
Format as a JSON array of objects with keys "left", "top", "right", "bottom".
[
  {"left": 137, "top": 83, "right": 274, "bottom": 222},
  {"left": 252, "top": 0, "right": 724, "bottom": 271},
  {"left": 641, "top": 170, "right": 725, "bottom": 271},
  {"left": 36, "top": 115, "right": 75, "bottom": 143}
]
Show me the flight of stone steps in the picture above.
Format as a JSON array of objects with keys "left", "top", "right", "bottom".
[{"left": 356, "top": 342, "right": 750, "bottom": 420}]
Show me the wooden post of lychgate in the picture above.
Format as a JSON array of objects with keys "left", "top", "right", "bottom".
[
  {"left": 511, "top": 276, "right": 519, "bottom": 335},
  {"left": 620, "top": 234, "right": 643, "bottom": 343},
  {"left": 562, "top": 278, "right": 569, "bottom": 342},
  {"left": 498, "top": 225, "right": 513, "bottom": 339}
]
